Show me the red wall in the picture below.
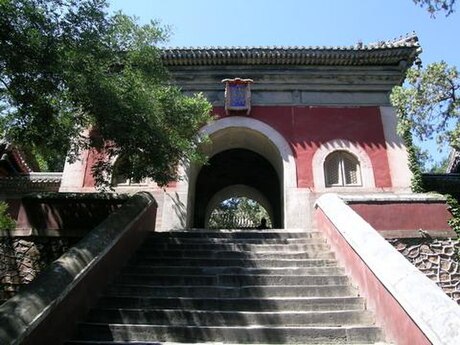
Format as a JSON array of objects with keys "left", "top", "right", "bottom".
[
  {"left": 214, "top": 106, "right": 391, "bottom": 188},
  {"left": 350, "top": 202, "right": 452, "bottom": 232},
  {"left": 315, "top": 207, "right": 431, "bottom": 345},
  {"left": 83, "top": 149, "right": 96, "bottom": 188},
  {"left": 83, "top": 106, "right": 391, "bottom": 189}
]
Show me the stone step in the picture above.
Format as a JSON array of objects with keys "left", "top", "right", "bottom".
[
  {"left": 148, "top": 231, "right": 316, "bottom": 240},
  {"left": 135, "top": 250, "right": 335, "bottom": 260},
  {"left": 143, "top": 237, "right": 327, "bottom": 245},
  {"left": 122, "top": 265, "right": 344, "bottom": 276},
  {"left": 116, "top": 273, "right": 350, "bottom": 287},
  {"left": 65, "top": 340, "right": 393, "bottom": 345},
  {"left": 66, "top": 229, "right": 385, "bottom": 344},
  {"left": 106, "top": 284, "right": 358, "bottom": 298},
  {"left": 85, "top": 308, "right": 375, "bottom": 327},
  {"left": 131, "top": 256, "right": 337, "bottom": 268},
  {"left": 139, "top": 243, "right": 331, "bottom": 252},
  {"left": 72, "top": 323, "right": 384, "bottom": 343},
  {"left": 96, "top": 296, "right": 367, "bottom": 312},
  {"left": 132, "top": 257, "right": 339, "bottom": 268}
]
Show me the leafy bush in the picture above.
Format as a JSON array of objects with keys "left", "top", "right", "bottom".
[{"left": 0, "top": 201, "right": 15, "bottom": 231}]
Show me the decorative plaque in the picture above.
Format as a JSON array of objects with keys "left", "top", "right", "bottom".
[{"left": 221, "top": 78, "right": 254, "bottom": 115}]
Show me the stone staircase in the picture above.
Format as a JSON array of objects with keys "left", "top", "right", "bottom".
[{"left": 66, "top": 229, "right": 388, "bottom": 344}]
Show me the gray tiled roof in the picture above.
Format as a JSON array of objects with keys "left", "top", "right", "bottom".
[
  {"left": 162, "top": 33, "right": 421, "bottom": 67},
  {"left": 0, "top": 173, "right": 62, "bottom": 193}
]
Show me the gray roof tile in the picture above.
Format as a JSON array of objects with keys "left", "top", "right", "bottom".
[{"left": 162, "top": 33, "right": 421, "bottom": 67}]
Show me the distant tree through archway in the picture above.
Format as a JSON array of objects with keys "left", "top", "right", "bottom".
[
  {"left": 193, "top": 148, "right": 281, "bottom": 228},
  {"left": 207, "top": 197, "right": 272, "bottom": 229}
]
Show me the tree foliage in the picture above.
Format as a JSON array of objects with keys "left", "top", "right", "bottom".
[
  {"left": 391, "top": 62, "right": 460, "bottom": 151},
  {"left": 208, "top": 197, "right": 272, "bottom": 229},
  {"left": 413, "top": 0, "right": 456, "bottom": 16},
  {"left": 0, "top": 202, "right": 15, "bottom": 231},
  {"left": 0, "top": 0, "right": 212, "bottom": 185},
  {"left": 427, "top": 156, "right": 450, "bottom": 173}
]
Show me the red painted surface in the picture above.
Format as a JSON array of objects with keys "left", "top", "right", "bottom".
[
  {"left": 350, "top": 202, "right": 452, "bottom": 231},
  {"left": 82, "top": 106, "right": 391, "bottom": 189},
  {"left": 214, "top": 106, "right": 391, "bottom": 188},
  {"left": 315, "top": 208, "right": 431, "bottom": 345},
  {"left": 83, "top": 148, "right": 105, "bottom": 188}
]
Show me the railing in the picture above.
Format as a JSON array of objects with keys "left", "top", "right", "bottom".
[
  {"left": 0, "top": 192, "right": 157, "bottom": 345},
  {"left": 315, "top": 193, "right": 460, "bottom": 345}
]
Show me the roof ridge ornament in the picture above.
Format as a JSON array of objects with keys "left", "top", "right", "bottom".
[
  {"left": 221, "top": 78, "right": 254, "bottom": 115},
  {"left": 367, "top": 31, "right": 420, "bottom": 49}
]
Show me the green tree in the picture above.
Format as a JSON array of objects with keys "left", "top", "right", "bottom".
[
  {"left": 411, "top": 146, "right": 450, "bottom": 173},
  {"left": 208, "top": 197, "right": 272, "bottom": 229},
  {"left": 0, "top": 0, "right": 212, "bottom": 186},
  {"left": 413, "top": 0, "right": 456, "bottom": 16},
  {"left": 0, "top": 202, "right": 15, "bottom": 231},
  {"left": 391, "top": 62, "right": 459, "bottom": 175},
  {"left": 428, "top": 157, "right": 450, "bottom": 173}
]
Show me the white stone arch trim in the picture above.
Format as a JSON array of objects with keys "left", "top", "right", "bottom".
[
  {"left": 198, "top": 116, "right": 297, "bottom": 188},
  {"left": 174, "top": 116, "right": 304, "bottom": 229},
  {"left": 312, "top": 139, "right": 376, "bottom": 191},
  {"left": 204, "top": 184, "right": 274, "bottom": 228}
]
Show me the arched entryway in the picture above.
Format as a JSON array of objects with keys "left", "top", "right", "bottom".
[
  {"left": 179, "top": 116, "right": 299, "bottom": 229},
  {"left": 205, "top": 184, "right": 274, "bottom": 229},
  {"left": 194, "top": 148, "right": 281, "bottom": 228}
]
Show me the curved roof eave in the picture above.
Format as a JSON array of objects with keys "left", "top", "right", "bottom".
[{"left": 161, "top": 33, "right": 421, "bottom": 68}]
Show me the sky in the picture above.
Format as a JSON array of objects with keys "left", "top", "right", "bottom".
[{"left": 108, "top": 0, "right": 460, "bottom": 166}]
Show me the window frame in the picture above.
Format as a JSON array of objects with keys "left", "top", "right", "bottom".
[
  {"left": 324, "top": 150, "right": 362, "bottom": 187},
  {"left": 111, "top": 156, "right": 148, "bottom": 187}
]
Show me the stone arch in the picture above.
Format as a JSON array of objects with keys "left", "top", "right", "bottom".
[
  {"left": 204, "top": 184, "right": 274, "bottom": 229},
  {"left": 177, "top": 116, "right": 299, "bottom": 229},
  {"left": 197, "top": 116, "right": 296, "bottom": 188},
  {"left": 312, "top": 139, "right": 376, "bottom": 191},
  {"left": 193, "top": 148, "right": 281, "bottom": 228}
]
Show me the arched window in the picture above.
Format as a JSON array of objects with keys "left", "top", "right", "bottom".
[
  {"left": 111, "top": 156, "right": 146, "bottom": 186},
  {"left": 324, "top": 151, "right": 362, "bottom": 187}
]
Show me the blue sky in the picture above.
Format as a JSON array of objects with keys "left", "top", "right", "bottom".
[{"left": 108, "top": 0, "right": 460, "bottom": 166}]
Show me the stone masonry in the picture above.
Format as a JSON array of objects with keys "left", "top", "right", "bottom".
[
  {"left": 389, "top": 238, "right": 460, "bottom": 303},
  {"left": 0, "top": 236, "right": 80, "bottom": 303}
]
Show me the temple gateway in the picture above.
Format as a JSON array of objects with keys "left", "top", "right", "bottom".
[
  {"left": 2, "top": 34, "right": 460, "bottom": 345},
  {"left": 62, "top": 34, "right": 424, "bottom": 231}
]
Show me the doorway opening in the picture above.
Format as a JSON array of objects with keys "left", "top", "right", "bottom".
[
  {"left": 207, "top": 196, "right": 272, "bottom": 229},
  {"left": 193, "top": 148, "right": 281, "bottom": 228}
]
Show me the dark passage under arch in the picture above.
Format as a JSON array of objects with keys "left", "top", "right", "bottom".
[{"left": 194, "top": 148, "right": 281, "bottom": 228}]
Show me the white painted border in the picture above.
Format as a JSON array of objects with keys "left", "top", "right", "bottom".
[
  {"left": 316, "top": 193, "right": 460, "bottom": 345},
  {"left": 199, "top": 116, "right": 297, "bottom": 188},
  {"left": 59, "top": 151, "right": 88, "bottom": 192},
  {"left": 172, "top": 116, "right": 309, "bottom": 229},
  {"left": 340, "top": 192, "right": 446, "bottom": 203},
  {"left": 380, "top": 106, "right": 412, "bottom": 191},
  {"left": 312, "top": 139, "right": 376, "bottom": 192}
]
